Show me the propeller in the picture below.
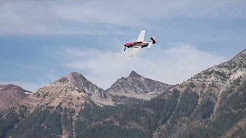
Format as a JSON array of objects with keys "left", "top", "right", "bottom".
[{"left": 121, "top": 42, "right": 127, "bottom": 51}]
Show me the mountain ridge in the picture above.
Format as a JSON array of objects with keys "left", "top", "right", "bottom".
[{"left": 0, "top": 48, "right": 245, "bottom": 138}]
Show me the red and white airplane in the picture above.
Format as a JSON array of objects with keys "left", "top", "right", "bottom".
[{"left": 123, "top": 30, "right": 156, "bottom": 57}]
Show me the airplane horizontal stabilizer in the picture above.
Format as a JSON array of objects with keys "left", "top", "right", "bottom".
[{"left": 147, "top": 42, "right": 153, "bottom": 48}]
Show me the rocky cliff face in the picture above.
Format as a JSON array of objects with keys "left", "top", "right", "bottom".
[
  {"left": 0, "top": 84, "right": 31, "bottom": 112},
  {"left": 0, "top": 49, "right": 245, "bottom": 138}
]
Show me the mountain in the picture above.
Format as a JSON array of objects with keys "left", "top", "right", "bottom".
[
  {"left": 0, "top": 49, "right": 245, "bottom": 138},
  {"left": 0, "top": 72, "right": 114, "bottom": 138},
  {"left": 0, "top": 84, "right": 31, "bottom": 112},
  {"left": 188, "top": 48, "right": 246, "bottom": 95},
  {"left": 18, "top": 72, "right": 115, "bottom": 117},
  {"left": 107, "top": 71, "right": 171, "bottom": 100},
  {"left": 0, "top": 71, "right": 169, "bottom": 138},
  {"left": 152, "top": 49, "right": 246, "bottom": 137}
]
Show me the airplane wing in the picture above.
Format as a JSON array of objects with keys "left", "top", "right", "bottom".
[
  {"left": 129, "top": 46, "right": 141, "bottom": 57},
  {"left": 136, "top": 30, "right": 145, "bottom": 42}
]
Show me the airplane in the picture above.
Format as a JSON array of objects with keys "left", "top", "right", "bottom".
[{"left": 123, "top": 30, "right": 156, "bottom": 57}]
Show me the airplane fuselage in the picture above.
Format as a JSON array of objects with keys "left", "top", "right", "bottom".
[{"left": 124, "top": 41, "right": 149, "bottom": 48}]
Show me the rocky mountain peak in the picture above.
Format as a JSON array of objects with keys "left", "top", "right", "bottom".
[
  {"left": 107, "top": 71, "right": 171, "bottom": 100},
  {"left": 23, "top": 72, "right": 113, "bottom": 112},
  {"left": 51, "top": 72, "right": 105, "bottom": 94},
  {"left": 65, "top": 72, "right": 88, "bottom": 84},
  {"left": 0, "top": 84, "right": 30, "bottom": 112},
  {"left": 0, "top": 84, "right": 24, "bottom": 91},
  {"left": 55, "top": 72, "right": 87, "bottom": 85},
  {"left": 128, "top": 71, "right": 142, "bottom": 78}
]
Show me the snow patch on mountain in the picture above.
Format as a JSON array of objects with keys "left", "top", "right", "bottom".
[{"left": 24, "top": 91, "right": 32, "bottom": 95}]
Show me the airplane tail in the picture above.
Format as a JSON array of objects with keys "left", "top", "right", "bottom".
[{"left": 148, "top": 37, "right": 156, "bottom": 48}]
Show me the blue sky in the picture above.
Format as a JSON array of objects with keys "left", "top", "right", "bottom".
[{"left": 0, "top": 0, "right": 245, "bottom": 91}]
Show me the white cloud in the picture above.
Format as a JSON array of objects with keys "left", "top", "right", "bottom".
[
  {"left": 52, "top": 3, "right": 131, "bottom": 26},
  {"left": 0, "top": 1, "right": 245, "bottom": 35},
  {"left": 62, "top": 44, "right": 227, "bottom": 89}
]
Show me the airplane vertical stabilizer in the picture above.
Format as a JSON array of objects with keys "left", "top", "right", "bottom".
[{"left": 148, "top": 37, "right": 156, "bottom": 48}]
